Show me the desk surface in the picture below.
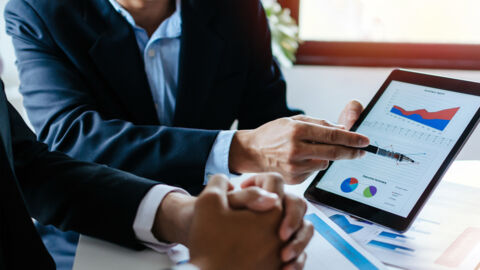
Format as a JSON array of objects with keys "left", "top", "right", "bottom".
[{"left": 73, "top": 160, "right": 480, "bottom": 270}]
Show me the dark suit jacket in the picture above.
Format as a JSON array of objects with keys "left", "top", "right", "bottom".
[
  {"left": 5, "top": 0, "right": 301, "bottom": 194},
  {"left": 0, "top": 80, "right": 157, "bottom": 269}
]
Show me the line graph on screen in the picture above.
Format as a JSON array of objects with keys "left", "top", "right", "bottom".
[{"left": 390, "top": 105, "right": 459, "bottom": 131}]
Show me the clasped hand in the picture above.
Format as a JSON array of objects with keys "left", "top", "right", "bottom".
[{"left": 154, "top": 173, "right": 314, "bottom": 270}]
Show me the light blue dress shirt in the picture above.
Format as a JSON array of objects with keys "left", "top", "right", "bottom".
[{"left": 109, "top": 0, "right": 236, "bottom": 183}]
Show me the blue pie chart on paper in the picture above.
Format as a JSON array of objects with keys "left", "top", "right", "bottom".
[{"left": 340, "top": 177, "right": 358, "bottom": 193}]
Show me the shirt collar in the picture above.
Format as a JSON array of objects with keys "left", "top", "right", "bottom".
[{"left": 108, "top": 0, "right": 182, "bottom": 38}]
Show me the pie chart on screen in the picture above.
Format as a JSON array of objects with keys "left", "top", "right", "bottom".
[
  {"left": 340, "top": 177, "right": 358, "bottom": 193},
  {"left": 363, "top": 186, "right": 377, "bottom": 198}
]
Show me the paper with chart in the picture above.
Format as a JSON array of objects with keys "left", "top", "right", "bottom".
[
  {"left": 314, "top": 181, "right": 480, "bottom": 270},
  {"left": 303, "top": 203, "right": 386, "bottom": 270},
  {"left": 316, "top": 80, "right": 480, "bottom": 217}
]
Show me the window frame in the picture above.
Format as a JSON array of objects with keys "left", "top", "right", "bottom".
[{"left": 278, "top": 0, "right": 480, "bottom": 70}]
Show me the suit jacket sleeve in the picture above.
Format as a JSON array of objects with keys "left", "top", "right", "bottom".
[
  {"left": 4, "top": 0, "right": 218, "bottom": 194},
  {"left": 7, "top": 100, "right": 157, "bottom": 250},
  {"left": 237, "top": 1, "right": 303, "bottom": 129}
]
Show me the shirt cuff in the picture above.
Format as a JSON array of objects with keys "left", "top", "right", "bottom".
[
  {"left": 133, "top": 184, "right": 189, "bottom": 252},
  {"left": 204, "top": 130, "right": 237, "bottom": 185}
]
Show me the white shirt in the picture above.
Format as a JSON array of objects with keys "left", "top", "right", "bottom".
[{"left": 108, "top": 0, "right": 236, "bottom": 185}]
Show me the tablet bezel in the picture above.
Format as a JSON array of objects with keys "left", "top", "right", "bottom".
[{"left": 304, "top": 69, "right": 480, "bottom": 232}]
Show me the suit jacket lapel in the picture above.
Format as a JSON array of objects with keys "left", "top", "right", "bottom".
[
  {"left": 174, "top": 0, "right": 225, "bottom": 126},
  {"left": 87, "top": 1, "right": 159, "bottom": 125}
]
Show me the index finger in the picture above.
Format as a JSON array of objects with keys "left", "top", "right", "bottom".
[
  {"left": 279, "top": 193, "right": 307, "bottom": 241},
  {"left": 240, "top": 173, "right": 285, "bottom": 199},
  {"left": 299, "top": 123, "right": 369, "bottom": 147},
  {"left": 200, "top": 174, "right": 231, "bottom": 208},
  {"left": 228, "top": 187, "right": 279, "bottom": 211}
]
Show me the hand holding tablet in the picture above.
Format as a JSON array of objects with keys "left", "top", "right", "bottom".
[{"left": 306, "top": 69, "right": 480, "bottom": 231}]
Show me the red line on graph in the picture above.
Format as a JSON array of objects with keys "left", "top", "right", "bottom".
[{"left": 392, "top": 105, "right": 459, "bottom": 120}]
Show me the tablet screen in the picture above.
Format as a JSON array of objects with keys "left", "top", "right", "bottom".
[{"left": 316, "top": 80, "right": 480, "bottom": 217}]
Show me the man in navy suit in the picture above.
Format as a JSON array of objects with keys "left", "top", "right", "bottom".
[
  {"left": 5, "top": 0, "right": 368, "bottom": 189},
  {"left": 5, "top": 0, "right": 368, "bottom": 268}
]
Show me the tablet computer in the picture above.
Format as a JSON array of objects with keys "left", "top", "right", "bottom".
[{"left": 304, "top": 69, "right": 480, "bottom": 232}]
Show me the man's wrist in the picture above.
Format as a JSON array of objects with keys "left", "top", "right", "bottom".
[
  {"left": 228, "top": 130, "right": 261, "bottom": 174},
  {"left": 152, "top": 192, "right": 195, "bottom": 245},
  {"left": 204, "top": 130, "right": 237, "bottom": 185},
  {"left": 134, "top": 185, "right": 190, "bottom": 251}
]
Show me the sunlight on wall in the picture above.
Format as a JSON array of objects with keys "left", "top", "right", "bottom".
[
  {"left": 0, "top": 0, "right": 19, "bottom": 87},
  {"left": 299, "top": 0, "right": 480, "bottom": 44}
]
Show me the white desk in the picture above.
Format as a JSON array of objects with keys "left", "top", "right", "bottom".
[{"left": 73, "top": 160, "right": 480, "bottom": 270}]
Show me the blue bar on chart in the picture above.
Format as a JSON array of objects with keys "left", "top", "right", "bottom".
[
  {"left": 330, "top": 214, "right": 364, "bottom": 234},
  {"left": 305, "top": 214, "right": 380, "bottom": 270},
  {"left": 378, "top": 231, "right": 409, "bottom": 239},
  {"left": 367, "top": 240, "right": 415, "bottom": 252}
]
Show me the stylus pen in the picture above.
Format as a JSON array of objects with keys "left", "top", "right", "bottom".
[{"left": 359, "top": 145, "right": 415, "bottom": 163}]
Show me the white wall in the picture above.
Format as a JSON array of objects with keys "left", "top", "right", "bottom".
[
  {"left": 0, "top": 0, "right": 24, "bottom": 115},
  {"left": 0, "top": 0, "right": 18, "bottom": 86},
  {"left": 283, "top": 66, "right": 480, "bottom": 160}
]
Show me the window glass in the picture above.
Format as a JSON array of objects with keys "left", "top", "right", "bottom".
[{"left": 299, "top": 0, "right": 480, "bottom": 44}]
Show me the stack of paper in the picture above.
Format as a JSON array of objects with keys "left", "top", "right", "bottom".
[
  {"left": 303, "top": 204, "right": 386, "bottom": 270},
  {"left": 313, "top": 180, "right": 480, "bottom": 270}
]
